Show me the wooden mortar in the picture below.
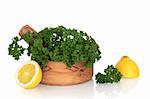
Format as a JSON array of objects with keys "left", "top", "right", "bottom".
[{"left": 19, "top": 25, "right": 93, "bottom": 85}]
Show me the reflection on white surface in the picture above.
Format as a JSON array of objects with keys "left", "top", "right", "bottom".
[
  {"left": 21, "top": 80, "right": 94, "bottom": 99},
  {"left": 96, "top": 78, "right": 139, "bottom": 98}
]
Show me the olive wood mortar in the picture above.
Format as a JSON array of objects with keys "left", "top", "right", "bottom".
[{"left": 19, "top": 25, "right": 93, "bottom": 85}]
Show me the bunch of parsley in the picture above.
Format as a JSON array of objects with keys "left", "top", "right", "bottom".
[{"left": 8, "top": 26, "right": 101, "bottom": 69}]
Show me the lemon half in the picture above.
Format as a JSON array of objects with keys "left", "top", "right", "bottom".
[
  {"left": 116, "top": 56, "right": 139, "bottom": 78},
  {"left": 16, "top": 61, "right": 42, "bottom": 89}
]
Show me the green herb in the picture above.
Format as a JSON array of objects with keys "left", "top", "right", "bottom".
[
  {"left": 27, "top": 36, "right": 49, "bottom": 68},
  {"left": 8, "top": 26, "right": 101, "bottom": 68},
  {"left": 8, "top": 36, "right": 25, "bottom": 60},
  {"left": 95, "top": 65, "right": 122, "bottom": 83}
]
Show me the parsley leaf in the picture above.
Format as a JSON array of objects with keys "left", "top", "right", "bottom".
[{"left": 95, "top": 65, "right": 122, "bottom": 83}]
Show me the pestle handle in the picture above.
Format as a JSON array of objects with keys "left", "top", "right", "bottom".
[
  {"left": 18, "top": 25, "right": 39, "bottom": 44},
  {"left": 19, "top": 25, "right": 38, "bottom": 37}
]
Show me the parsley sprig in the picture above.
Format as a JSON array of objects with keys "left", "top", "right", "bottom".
[
  {"left": 8, "top": 26, "right": 101, "bottom": 68},
  {"left": 8, "top": 36, "right": 25, "bottom": 60},
  {"left": 95, "top": 65, "right": 122, "bottom": 83}
]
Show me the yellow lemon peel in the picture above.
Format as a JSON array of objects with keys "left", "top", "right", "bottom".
[{"left": 116, "top": 56, "right": 140, "bottom": 78}]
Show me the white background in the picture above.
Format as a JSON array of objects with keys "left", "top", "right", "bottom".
[{"left": 0, "top": 0, "right": 150, "bottom": 99}]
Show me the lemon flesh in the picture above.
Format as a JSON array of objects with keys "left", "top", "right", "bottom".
[
  {"left": 18, "top": 64, "right": 35, "bottom": 84},
  {"left": 116, "top": 56, "right": 139, "bottom": 78},
  {"left": 16, "top": 61, "right": 42, "bottom": 89}
]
